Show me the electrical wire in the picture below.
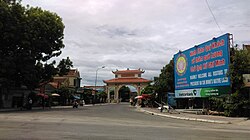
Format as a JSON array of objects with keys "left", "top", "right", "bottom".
[{"left": 205, "top": 0, "right": 223, "bottom": 33}]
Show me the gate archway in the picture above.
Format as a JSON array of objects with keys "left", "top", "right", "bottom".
[
  {"left": 104, "top": 69, "right": 151, "bottom": 103},
  {"left": 117, "top": 85, "right": 132, "bottom": 102}
]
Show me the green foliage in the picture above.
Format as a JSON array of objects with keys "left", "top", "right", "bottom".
[
  {"left": 209, "top": 47, "right": 250, "bottom": 117},
  {"left": 57, "top": 87, "right": 72, "bottom": 105},
  {"left": 83, "top": 89, "right": 93, "bottom": 95},
  {"left": 110, "top": 90, "right": 114, "bottom": 95},
  {"left": 57, "top": 57, "right": 73, "bottom": 76},
  {"left": 57, "top": 87, "right": 71, "bottom": 97},
  {"left": 119, "top": 86, "right": 130, "bottom": 95},
  {"left": 2, "top": 0, "right": 18, "bottom": 4},
  {"left": 209, "top": 90, "right": 250, "bottom": 117},
  {"left": 141, "top": 85, "right": 154, "bottom": 94},
  {"left": 220, "top": 46, "right": 250, "bottom": 117},
  {"left": 97, "top": 91, "right": 107, "bottom": 97},
  {"left": 223, "top": 92, "right": 250, "bottom": 117},
  {"left": 0, "top": 1, "right": 73, "bottom": 89},
  {"left": 25, "top": 7, "right": 65, "bottom": 62},
  {"left": 152, "top": 59, "right": 174, "bottom": 103},
  {"left": 229, "top": 47, "right": 250, "bottom": 93},
  {"left": 209, "top": 97, "right": 224, "bottom": 112},
  {"left": 153, "top": 59, "right": 174, "bottom": 94}
]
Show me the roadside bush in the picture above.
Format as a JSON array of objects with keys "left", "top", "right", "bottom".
[
  {"left": 223, "top": 92, "right": 250, "bottom": 117},
  {"left": 209, "top": 97, "right": 224, "bottom": 112},
  {"left": 209, "top": 90, "right": 250, "bottom": 117}
]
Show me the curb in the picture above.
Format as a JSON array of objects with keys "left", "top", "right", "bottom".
[
  {"left": 0, "top": 103, "right": 110, "bottom": 112},
  {"left": 138, "top": 108, "right": 231, "bottom": 124},
  {"left": 84, "top": 103, "right": 109, "bottom": 107},
  {"left": 43, "top": 103, "right": 109, "bottom": 108}
]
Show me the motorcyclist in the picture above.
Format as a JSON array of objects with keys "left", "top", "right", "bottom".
[{"left": 73, "top": 100, "right": 78, "bottom": 108}]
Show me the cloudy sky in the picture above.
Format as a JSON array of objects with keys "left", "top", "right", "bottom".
[{"left": 22, "top": 0, "right": 250, "bottom": 86}]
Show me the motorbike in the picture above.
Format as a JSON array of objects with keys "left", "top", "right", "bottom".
[{"left": 73, "top": 101, "right": 78, "bottom": 108}]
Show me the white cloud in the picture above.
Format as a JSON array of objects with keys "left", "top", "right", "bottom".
[{"left": 22, "top": 0, "right": 250, "bottom": 86}]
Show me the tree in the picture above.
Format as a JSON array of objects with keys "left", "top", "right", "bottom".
[
  {"left": 0, "top": 0, "right": 74, "bottom": 107},
  {"left": 209, "top": 47, "right": 250, "bottom": 117},
  {"left": 57, "top": 57, "right": 73, "bottom": 76},
  {"left": 119, "top": 86, "right": 130, "bottom": 101},
  {"left": 153, "top": 59, "right": 175, "bottom": 94},
  {"left": 119, "top": 86, "right": 130, "bottom": 94},
  {"left": 223, "top": 46, "right": 250, "bottom": 116},
  {"left": 153, "top": 59, "right": 175, "bottom": 103},
  {"left": 57, "top": 87, "right": 71, "bottom": 105},
  {"left": 0, "top": 0, "right": 67, "bottom": 89},
  {"left": 97, "top": 91, "right": 107, "bottom": 103},
  {"left": 141, "top": 85, "right": 154, "bottom": 94},
  {"left": 229, "top": 46, "right": 250, "bottom": 93}
]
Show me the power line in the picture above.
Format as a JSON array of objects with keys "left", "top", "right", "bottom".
[{"left": 205, "top": 0, "right": 223, "bottom": 33}]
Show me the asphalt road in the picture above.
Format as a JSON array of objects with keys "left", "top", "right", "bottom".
[{"left": 0, "top": 103, "right": 249, "bottom": 140}]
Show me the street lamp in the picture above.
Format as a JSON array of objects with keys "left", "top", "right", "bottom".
[{"left": 93, "top": 66, "right": 105, "bottom": 105}]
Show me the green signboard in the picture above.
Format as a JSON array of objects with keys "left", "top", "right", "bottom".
[{"left": 175, "top": 86, "right": 231, "bottom": 98}]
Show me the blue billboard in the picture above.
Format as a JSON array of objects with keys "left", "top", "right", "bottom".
[{"left": 174, "top": 33, "right": 231, "bottom": 98}]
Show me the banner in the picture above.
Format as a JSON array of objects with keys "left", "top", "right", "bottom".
[{"left": 174, "top": 34, "right": 231, "bottom": 98}]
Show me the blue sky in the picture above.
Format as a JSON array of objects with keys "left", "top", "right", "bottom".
[{"left": 22, "top": 0, "right": 250, "bottom": 86}]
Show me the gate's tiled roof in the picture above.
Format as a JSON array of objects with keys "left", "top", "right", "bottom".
[{"left": 104, "top": 77, "right": 151, "bottom": 84}]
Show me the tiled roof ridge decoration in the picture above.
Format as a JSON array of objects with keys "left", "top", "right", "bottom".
[
  {"left": 104, "top": 77, "right": 151, "bottom": 84},
  {"left": 104, "top": 68, "right": 151, "bottom": 84},
  {"left": 112, "top": 68, "right": 145, "bottom": 74}
]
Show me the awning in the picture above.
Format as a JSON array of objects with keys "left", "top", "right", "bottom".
[
  {"left": 135, "top": 95, "right": 143, "bottom": 99},
  {"left": 52, "top": 93, "right": 60, "bottom": 97}
]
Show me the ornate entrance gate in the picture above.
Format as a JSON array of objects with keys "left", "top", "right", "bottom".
[{"left": 104, "top": 69, "right": 151, "bottom": 103}]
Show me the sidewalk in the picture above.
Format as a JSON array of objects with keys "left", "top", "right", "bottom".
[
  {"left": 138, "top": 107, "right": 250, "bottom": 125},
  {"left": 0, "top": 103, "right": 109, "bottom": 112},
  {"left": 0, "top": 106, "right": 53, "bottom": 112}
]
